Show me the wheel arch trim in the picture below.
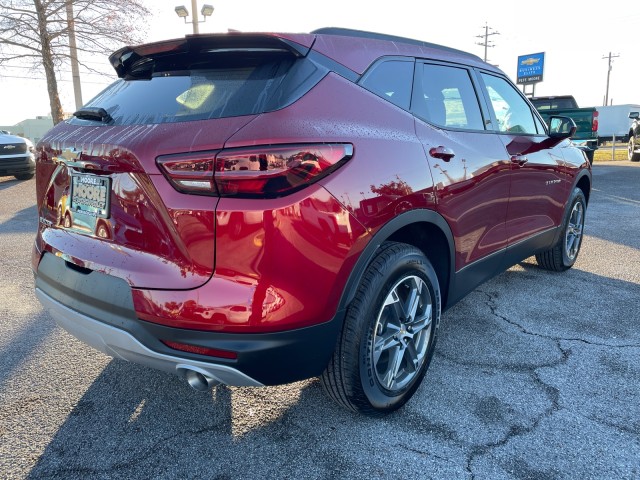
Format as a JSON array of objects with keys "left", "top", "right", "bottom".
[
  {"left": 550, "top": 174, "right": 590, "bottom": 247},
  {"left": 338, "top": 209, "right": 455, "bottom": 312},
  {"left": 571, "top": 169, "right": 592, "bottom": 204}
]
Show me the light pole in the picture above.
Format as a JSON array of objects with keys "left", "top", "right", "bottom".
[{"left": 175, "top": 1, "right": 214, "bottom": 34}]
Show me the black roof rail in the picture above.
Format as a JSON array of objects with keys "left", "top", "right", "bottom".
[{"left": 311, "top": 27, "right": 481, "bottom": 60}]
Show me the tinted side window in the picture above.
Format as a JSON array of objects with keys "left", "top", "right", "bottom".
[
  {"left": 481, "top": 74, "right": 537, "bottom": 134},
  {"left": 413, "top": 64, "right": 485, "bottom": 130},
  {"left": 533, "top": 114, "right": 546, "bottom": 135},
  {"left": 360, "top": 60, "right": 413, "bottom": 110}
]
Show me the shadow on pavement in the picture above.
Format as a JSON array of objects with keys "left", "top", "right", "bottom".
[
  {"left": 25, "top": 360, "right": 367, "bottom": 479},
  {"left": 0, "top": 177, "right": 31, "bottom": 192},
  {"left": 0, "top": 205, "right": 38, "bottom": 234},
  {"left": 0, "top": 312, "right": 57, "bottom": 391}
]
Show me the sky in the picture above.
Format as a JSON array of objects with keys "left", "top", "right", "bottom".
[{"left": 1, "top": 0, "right": 638, "bottom": 126}]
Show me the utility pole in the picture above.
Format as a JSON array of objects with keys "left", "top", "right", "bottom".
[
  {"left": 475, "top": 23, "right": 499, "bottom": 63},
  {"left": 602, "top": 52, "right": 620, "bottom": 106},
  {"left": 65, "top": 0, "right": 83, "bottom": 111}
]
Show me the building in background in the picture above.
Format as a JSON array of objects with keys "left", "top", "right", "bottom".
[{"left": 0, "top": 115, "right": 55, "bottom": 144}]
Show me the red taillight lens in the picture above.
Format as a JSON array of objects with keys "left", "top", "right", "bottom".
[
  {"left": 215, "top": 143, "right": 353, "bottom": 198},
  {"left": 161, "top": 340, "right": 238, "bottom": 359},
  {"left": 157, "top": 154, "right": 217, "bottom": 195},
  {"left": 592, "top": 111, "right": 599, "bottom": 132},
  {"left": 157, "top": 144, "right": 353, "bottom": 198}
]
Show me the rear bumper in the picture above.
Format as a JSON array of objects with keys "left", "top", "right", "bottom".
[
  {"left": 34, "top": 252, "right": 343, "bottom": 386},
  {"left": 36, "top": 288, "right": 263, "bottom": 386}
]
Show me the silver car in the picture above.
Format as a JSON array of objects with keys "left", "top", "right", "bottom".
[{"left": 0, "top": 133, "right": 35, "bottom": 180}]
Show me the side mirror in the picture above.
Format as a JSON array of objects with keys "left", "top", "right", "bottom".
[
  {"left": 629, "top": 112, "right": 639, "bottom": 120},
  {"left": 548, "top": 115, "right": 577, "bottom": 139}
]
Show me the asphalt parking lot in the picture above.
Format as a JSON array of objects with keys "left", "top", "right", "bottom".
[{"left": 0, "top": 162, "right": 638, "bottom": 479}]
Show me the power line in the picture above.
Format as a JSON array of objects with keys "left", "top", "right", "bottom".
[
  {"left": 0, "top": 74, "right": 111, "bottom": 85},
  {"left": 2, "top": 65, "right": 114, "bottom": 77}
]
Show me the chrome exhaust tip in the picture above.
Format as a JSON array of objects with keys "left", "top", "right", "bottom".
[{"left": 176, "top": 365, "right": 220, "bottom": 391}]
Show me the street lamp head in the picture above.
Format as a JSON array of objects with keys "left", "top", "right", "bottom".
[
  {"left": 201, "top": 4, "right": 214, "bottom": 17},
  {"left": 174, "top": 6, "right": 189, "bottom": 18}
]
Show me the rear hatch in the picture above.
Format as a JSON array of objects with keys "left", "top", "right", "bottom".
[{"left": 35, "top": 33, "right": 316, "bottom": 289}]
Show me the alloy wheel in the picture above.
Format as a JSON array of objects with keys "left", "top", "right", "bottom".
[
  {"left": 565, "top": 201, "right": 584, "bottom": 261},
  {"left": 372, "top": 275, "right": 433, "bottom": 392}
]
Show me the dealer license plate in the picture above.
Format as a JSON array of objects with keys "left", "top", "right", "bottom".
[{"left": 70, "top": 174, "right": 111, "bottom": 218}]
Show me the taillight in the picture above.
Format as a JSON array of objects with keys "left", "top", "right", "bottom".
[
  {"left": 157, "top": 154, "right": 217, "bottom": 196},
  {"left": 157, "top": 143, "right": 353, "bottom": 198},
  {"left": 592, "top": 111, "right": 599, "bottom": 132}
]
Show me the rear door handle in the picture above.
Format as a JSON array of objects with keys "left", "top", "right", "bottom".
[
  {"left": 429, "top": 146, "right": 455, "bottom": 162},
  {"left": 510, "top": 155, "right": 528, "bottom": 166}
]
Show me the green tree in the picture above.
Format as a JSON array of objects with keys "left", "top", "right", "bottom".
[{"left": 0, "top": 0, "right": 150, "bottom": 124}]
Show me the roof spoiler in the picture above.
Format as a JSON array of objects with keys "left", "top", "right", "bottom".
[{"left": 109, "top": 34, "right": 311, "bottom": 79}]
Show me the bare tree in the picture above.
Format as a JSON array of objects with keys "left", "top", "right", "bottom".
[{"left": 0, "top": 0, "right": 150, "bottom": 124}]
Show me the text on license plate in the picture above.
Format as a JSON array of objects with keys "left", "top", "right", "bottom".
[{"left": 71, "top": 174, "right": 111, "bottom": 218}]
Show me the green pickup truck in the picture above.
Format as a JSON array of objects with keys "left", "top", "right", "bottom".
[{"left": 530, "top": 96, "right": 598, "bottom": 162}]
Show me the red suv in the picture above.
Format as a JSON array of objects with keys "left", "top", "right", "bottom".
[{"left": 33, "top": 28, "right": 590, "bottom": 414}]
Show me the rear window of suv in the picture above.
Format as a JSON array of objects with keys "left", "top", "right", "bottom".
[
  {"left": 530, "top": 97, "right": 578, "bottom": 110},
  {"left": 77, "top": 56, "right": 295, "bottom": 125}
]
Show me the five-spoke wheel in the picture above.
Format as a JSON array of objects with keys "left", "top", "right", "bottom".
[{"left": 321, "top": 242, "right": 440, "bottom": 415}]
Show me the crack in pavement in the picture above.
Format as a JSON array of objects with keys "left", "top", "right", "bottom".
[
  {"left": 435, "top": 350, "right": 566, "bottom": 373},
  {"left": 460, "top": 286, "right": 639, "bottom": 477},
  {"left": 463, "top": 340, "right": 568, "bottom": 479},
  {"left": 573, "top": 410, "right": 640, "bottom": 437},
  {"left": 460, "top": 293, "right": 575, "bottom": 478},
  {"left": 37, "top": 420, "right": 232, "bottom": 478},
  {"left": 398, "top": 443, "right": 457, "bottom": 465},
  {"left": 477, "top": 290, "right": 640, "bottom": 349}
]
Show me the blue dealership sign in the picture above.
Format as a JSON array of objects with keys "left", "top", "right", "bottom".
[{"left": 517, "top": 52, "right": 545, "bottom": 84}]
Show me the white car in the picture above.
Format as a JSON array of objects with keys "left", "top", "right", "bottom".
[{"left": 0, "top": 133, "right": 35, "bottom": 180}]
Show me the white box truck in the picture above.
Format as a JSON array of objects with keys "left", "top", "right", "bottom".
[{"left": 596, "top": 104, "right": 640, "bottom": 144}]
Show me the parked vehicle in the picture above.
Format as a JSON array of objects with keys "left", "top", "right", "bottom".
[
  {"left": 629, "top": 111, "right": 640, "bottom": 162},
  {"left": 0, "top": 132, "right": 35, "bottom": 180},
  {"left": 594, "top": 104, "right": 640, "bottom": 144},
  {"left": 33, "top": 28, "right": 591, "bottom": 415},
  {"left": 530, "top": 95, "right": 599, "bottom": 162}
]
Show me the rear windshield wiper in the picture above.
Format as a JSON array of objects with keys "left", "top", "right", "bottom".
[{"left": 73, "top": 107, "right": 112, "bottom": 123}]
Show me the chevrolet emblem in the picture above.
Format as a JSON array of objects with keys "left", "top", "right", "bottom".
[
  {"left": 521, "top": 57, "right": 540, "bottom": 66},
  {"left": 54, "top": 147, "right": 82, "bottom": 164},
  {"left": 5, "top": 145, "right": 16, "bottom": 150}
]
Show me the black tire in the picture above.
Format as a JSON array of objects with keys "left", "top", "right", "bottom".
[
  {"left": 535, "top": 188, "right": 586, "bottom": 272},
  {"left": 585, "top": 149, "right": 594, "bottom": 164},
  {"left": 14, "top": 173, "right": 34, "bottom": 181},
  {"left": 320, "top": 241, "right": 441, "bottom": 415},
  {"left": 629, "top": 137, "right": 640, "bottom": 162}
]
